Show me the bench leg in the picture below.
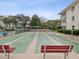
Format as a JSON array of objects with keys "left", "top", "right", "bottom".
[
  {"left": 64, "top": 53, "right": 67, "bottom": 59},
  {"left": 43, "top": 53, "right": 46, "bottom": 59},
  {"left": 8, "top": 53, "right": 10, "bottom": 59}
]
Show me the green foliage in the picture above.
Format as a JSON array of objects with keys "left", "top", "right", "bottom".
[
  {"left": 0, "top": 15, "right": 61, "bottom": 30},
  {"left": 1, "top": 14, "right": 30, "bottom": 31},
  {"left": 64, "top": 30, "right": 71, "bottom": 34},
  {"left": 57, "top": 30, "right": 79, "bottom": 35},
  {"left": 40, "top": 23, "right": 47, "bottom": 29},
  {"left": 16, "top": 14, "right": 30, "bottom": 28},
  {"left": 2, "top": 16, "right": 16, "bottom": 30},
  {"left": 46, "top": 20, "right": 61, "bottom": 30},
  {"left": 15, "top": 28, "right": 23, "bottom": 34},
  {"left": 73, "top": 30, "right": 79, "bottom": 35},
  {"left": 46, "top": 20, "right": 60, "bottom": 26},
  {"left": 30, "top": 15, "right": 41, "bottom": 26},
  {"left": 57, "top": 29, "right": 64, "bottom": 33}
]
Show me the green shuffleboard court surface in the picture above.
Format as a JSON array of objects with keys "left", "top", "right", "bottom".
[
  {"left": 11, "top": 32, "right": 36, "bottom": 53},
  {"left": 46, "top": 32, "right": 79, "bottom": 53},
  {"left": 0, "top": 32, "right": 79, "bottom": 54},
  {"left": 0, "top": 32, "right": 28, "bottom": 44},
  {"left": 35, "top": 32, "right": 55, "bottom": 53}
]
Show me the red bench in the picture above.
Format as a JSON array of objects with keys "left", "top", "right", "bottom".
[
  {"left": 0, "top": 45, "right": 16, "bottom": 59},
  {"left": 41, "top": 45, "right": 73, "bottom": 59}
]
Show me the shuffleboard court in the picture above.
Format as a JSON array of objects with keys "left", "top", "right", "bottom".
[
  {"left": 0, "top": 32, "right": 79, "bottom": 53},
  {"left": 0, "top": 32, "right": 3, "bottom": 36},
  {"left": 45, "top": 32, "right": 79, "bottom": 53},
  {"left": 0, "top": 32, "right": 28, "bottom": 44},
  {"left": 0, "top": 32, "right": 79, "bottom": 59},
  {"left": 35, "top": 32, "right": 55, "bottom": 53},
  {"left": 11, "top": 32, "right": 36, "bottom": 53}
]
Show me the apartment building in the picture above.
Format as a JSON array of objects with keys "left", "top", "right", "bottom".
[{"left": 59, "top": 1, "right": 79, "bottom": 30}]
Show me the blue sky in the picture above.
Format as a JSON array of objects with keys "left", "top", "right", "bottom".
[{"left": 0, "top": 0, "right": 75, "bottom": 19}]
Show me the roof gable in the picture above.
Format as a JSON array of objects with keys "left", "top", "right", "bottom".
[{"left": 59, "top": 1, "right": 77, "bottom": 15}]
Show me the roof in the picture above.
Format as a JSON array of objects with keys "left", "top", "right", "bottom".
[{"left": 58, "top": 1, "right": 77, "bottom": 15}]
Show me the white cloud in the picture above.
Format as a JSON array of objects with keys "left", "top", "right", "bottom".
[
  {"left": 0, "top": 0, "right": 57, "bottom": 7},
  {"left": 0, "top": 9, "right": 59, "bottom": 19},
  {"left": 34, "top": 10, "right": 59, "bottom": 19},
  {"left": 19, "top": 10, "right": 59, "bottom": 19},
  {"left": 0, "top": 0, "right": 59, "bottom": 19}
]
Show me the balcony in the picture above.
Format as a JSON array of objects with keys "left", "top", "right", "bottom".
[{"left": 60, "top": 15, "right": 66, "bottom": 20}]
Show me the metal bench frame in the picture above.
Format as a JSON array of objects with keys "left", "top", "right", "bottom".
[
  {"left": 0, "top": 45, "right": 15, "bottom": 59},
  {"left": 41, "top": 45, "right": 73, "bottom": 59}
]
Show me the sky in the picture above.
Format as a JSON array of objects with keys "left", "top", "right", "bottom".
[{"left": 0, "top": 0, "right": 75, "bottom": 19}]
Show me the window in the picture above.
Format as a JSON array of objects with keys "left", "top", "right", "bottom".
[
  {"left": 72, "top": 25, "right": 75, "bottom": 30},
  {"left": 72, "top": 16, "right": 75, "bottom": 21},
  {"left": 71, "top": 6, "right": 75, "bottom": 11}
]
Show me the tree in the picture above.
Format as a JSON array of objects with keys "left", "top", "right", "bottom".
[
  {"left": 2, "top": 17, "right": 10, "bottom": 29},
  {"left": 22, "top": 16, "right": 30, "bottom": 28},
  {"left": 30, "top": 15, "right": 41, "bottom": 27},
  {"left": 46, "top": 20, "right": 61, "bottom": 30},
  {"left": 16, "top": 14, "right": 30, "bottom": 28}
]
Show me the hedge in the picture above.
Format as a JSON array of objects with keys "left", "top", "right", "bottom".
[
  {"left": 57, "top": 29, "right": 64, "bottom": 33},
  {"left": 64, "top": 30, "right": 71, "bottom": 34},
  {"left": 57, "top": 29, "right": 79, "bottom": 35},
  {"left": 73, "top": 30, "right": 79, "bottom": 35}
]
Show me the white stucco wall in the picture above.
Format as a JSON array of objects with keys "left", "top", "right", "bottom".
[{"left": 65, "top": 3, "right": 79, "bottom": 30}]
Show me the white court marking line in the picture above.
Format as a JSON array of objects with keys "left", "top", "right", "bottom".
[
  {"left": 3, "top": 32, "right": 32, "bottom": 45},
  {"left": 25, "top": 32, "right": 38, "bottom": 54},
  {"left": 43, "top": 32, "right": 62, "bottom": 45},
  {"left": 51, "top": 32, "right": 79, "bottom": 44}
]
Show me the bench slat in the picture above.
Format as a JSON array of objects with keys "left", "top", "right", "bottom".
[
  {"left": 41, "top": 45, "right": 73, "bottom": 53},
  {"left": 0, "top": 45, "right": 15, "bottom": 53},
  {"left": 0, "top": 45, "right": 9, "bottom": 49}
]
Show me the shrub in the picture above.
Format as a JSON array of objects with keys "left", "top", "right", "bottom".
[
  {"left": 57, "top": 29, "right": 79, "bottom": 35},
  {"left": 57, "top": 29, "right": 64, "bottom": 33},
  {"left": 63, "top": 30, "right": 79, "bottom": 35},
  {"left": 73, "top": 30, "right": 79, "bottom": 35},
  {"left": 64, "top": 30, "right": 71, "bottom": 34}
]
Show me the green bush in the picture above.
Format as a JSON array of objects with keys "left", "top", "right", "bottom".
[
  {"left": 15, "top": 28, "right": 23, "bottom": 34},
  {"left": 6, "top": 29, "right": 14, "bottom": 31},
  {"left": 64, "top": 30, "right": 79, "bottom": 35},
  {"left": 57, "top": 29, "right": 79, "bottom": 35},
  {"left": 64, "top": 30, "right": 71, "bottom": 34},
  {"left": 57, "top": 29, "right": 64, "bottom": 33},
  {"left": 73, "top": 30, "right": 79, "bottom": 35}
]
